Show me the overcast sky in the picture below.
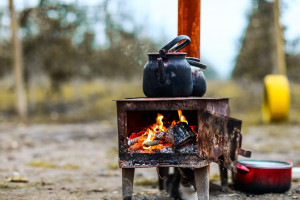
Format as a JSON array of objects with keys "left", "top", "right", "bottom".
[{"left": 1, "top": 0, "right": 300, "bottom": 79}]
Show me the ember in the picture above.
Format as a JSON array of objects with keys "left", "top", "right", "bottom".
[{"left": 127, "top": 110, "right": 197, "bottom": 153}]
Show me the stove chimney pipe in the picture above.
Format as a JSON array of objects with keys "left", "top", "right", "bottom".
[{"left": 178, "top": 0, "right": 201, "bottom": 58}]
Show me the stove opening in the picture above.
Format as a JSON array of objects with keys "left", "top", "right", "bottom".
[{"left": 127, "top": 110, "right": 198, "bottom": 153}]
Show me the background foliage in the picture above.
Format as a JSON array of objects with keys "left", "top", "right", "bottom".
[{"left": 0, "top": 0, "right": 299, "bottom": 123}]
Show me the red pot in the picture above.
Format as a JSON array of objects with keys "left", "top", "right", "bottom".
[{"left": 234, "top": 160, "right": 293, "bottom": 194}]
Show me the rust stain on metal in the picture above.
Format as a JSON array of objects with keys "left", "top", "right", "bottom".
[{"left": 197, "top": 110, "right": 246, "bottom": 172}]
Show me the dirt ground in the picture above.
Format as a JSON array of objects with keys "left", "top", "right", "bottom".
[{"left": 0, "top": 122, "right": 299, "bottom": 200}]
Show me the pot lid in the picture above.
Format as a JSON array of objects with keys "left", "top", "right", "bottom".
[{"left": 238, "top": 160, "right": 292, "bottom": 169}]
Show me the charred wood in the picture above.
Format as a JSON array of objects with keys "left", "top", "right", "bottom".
[{"left": 164, "top": 122, "right": 196, "bottom": 148}]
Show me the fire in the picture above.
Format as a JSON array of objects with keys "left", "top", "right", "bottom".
[
  {"left": 178, "top": 110, "right": 188, "bottom": 124},
  {"left": 142, "top": 113, "right": 166, "bottom": 150},
  {"left": 128, "top": 110, "right": 192, "bottom": 152},
  {"left": 142, "top": 129, "right": 155, "bottom": 149},
  {"left": 156, "top": 114, "right": 164, "bottom": 131}
]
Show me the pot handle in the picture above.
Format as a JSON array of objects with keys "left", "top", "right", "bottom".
[
  {"left": 159, "top": 35, "right": 191, "bottom": 58},
  {"left": 237, "top": 163, "right": 250, "bottom": 173}
]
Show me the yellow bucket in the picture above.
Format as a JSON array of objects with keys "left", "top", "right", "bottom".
[{"left": 262, "top": 74, "right": 290, "bottom": 122}]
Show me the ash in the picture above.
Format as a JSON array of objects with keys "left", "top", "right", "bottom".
[
  {"left": 176, "top": 143, "right": 197, "bottom": 153},
  {"left": 158, "top": 147, "right": 174, "bottom": 153}
]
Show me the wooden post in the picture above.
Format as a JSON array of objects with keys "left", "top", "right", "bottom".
[
  {"left": 178, "top": 0, "right": 201, "bottom": 58},
  {"left": 9, "top": 0, "right": 27, "bottom": 118},
  {"left": 273, "top": 0, "right": 286, "bottom": 75}
]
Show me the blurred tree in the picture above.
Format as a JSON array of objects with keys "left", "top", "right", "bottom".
[
  {"left": 286, "top": 47, "right": 300, "bottom": 80},
  {"left": 233, "top": 0, "right": 300, "bottom": 82},
  {"left": 0, "top": 41, "right": 12, "bottom": 77},
  {"left": 0, "top": 10, "right": 12, "bottom": 77},
  {"left": 233, "top": 1, "right": 275, "bottom": 81},
  {"left": 9, "top": 0, "right": 27, "bottom": 117},
  {"left": 17, "top": 0, "right": 158, "bottom": 91},
  {"left": 89, "top": 0, "right": 158, "bottom": 79},
  {"left": 20, "top": 0, "right": 86, "bottom": 91}
]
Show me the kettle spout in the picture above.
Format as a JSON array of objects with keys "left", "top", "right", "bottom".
[{"left": 157, "top": 58, "right": 166, "bottom": 84}]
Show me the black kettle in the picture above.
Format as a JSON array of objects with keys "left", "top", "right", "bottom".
[
  {"left": 187, "top": 57, "right": 207, "bottom": 97},
  {"left": 143, "top": 35, "right": 206, "bottom": 97}
]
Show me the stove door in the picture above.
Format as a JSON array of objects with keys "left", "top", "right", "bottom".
[{"left": 197, "top": 110, "right": 250, "bottom": 173}]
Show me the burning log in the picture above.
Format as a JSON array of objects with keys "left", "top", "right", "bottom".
[
  {"left": 164, "top": 122, "right": 196, "bottom": 148},
  {"left": 127, "top": 136, "right": 141, "bottom": 146},
  {"left": 127, "top": 134, "right": 145, "bottom": 146},
  {"left": 143, "top": 140, "right": 162, "bottom": 147}
]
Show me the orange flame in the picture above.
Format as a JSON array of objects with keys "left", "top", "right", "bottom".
[
  {"left": 142, "top": 129, "right": 155, "bottom": 149},
  {"left": 142, "top": 113, "right": 166, "bottom": 150},
  {"left": 129, "top": 110, "right": 191, "bottom": 151},
  {"left": 178, "top": 110, "right": 188, "bottom": 124},
  {"left": 156, "top": 114, "right": 164, "bottom": 131}
]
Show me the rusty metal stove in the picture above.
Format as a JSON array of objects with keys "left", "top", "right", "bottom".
[{"left": 116, "top": 97, "right": 250, "bottom": 200}]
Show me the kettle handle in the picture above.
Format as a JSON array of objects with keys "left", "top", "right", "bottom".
[
  {"left": 157, "top": 58, "right": 166, "bottom": 84},
  {"left": 159, "top": 35, "right": 191, "bottom": 58},
  {"left": 187, "top": 59, "right": 207, "bottom": 69}
]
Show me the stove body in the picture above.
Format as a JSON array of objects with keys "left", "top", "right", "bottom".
[{"left": 116, "top": 97, "right": 246, "bottom": 200}]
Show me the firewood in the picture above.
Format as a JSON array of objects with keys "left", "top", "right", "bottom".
[
  {"left": 143, "top": 140, "right": 162, "bottom": 147},
  {"left": 164, "top": 122, "right": 196, "bottom": 148},
  {"left": 154, "top": 131, "right": 164, "bottom": 140},
  {"left": 127, "top": 136, "right": 141, "bottom": 146}
]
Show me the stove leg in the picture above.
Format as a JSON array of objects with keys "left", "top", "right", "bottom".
[
  {"left": 219, "top": 164, "right": 228, "bottom": 187},
  {"left": 122, "top": 168, "right": 135, "bottom": 200},
  {"left": 158, "top": 167, "right": 169, "bottom": 190},
  {"left": 194, "top": 165, "right": 209, "bottom": 200}
]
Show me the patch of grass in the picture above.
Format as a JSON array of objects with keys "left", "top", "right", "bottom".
[
  {"left": 1, "top": 78, "right": 300, "bottom": 124},
  {"left": 106, "top": 148, "right": 118, "bottom": 157},
  {"left": 210, "top": 173, "right": 220, "bottom": 182},
  {"left": 134, "top": 178, "right": 158, "bottom": 186},
  {"left": 27, "top": 160, "right": 79, "bottom": 170},
  {"left": 61, "top": 163, "right": 80, "bottom": 170},
  {"left": 0, "top": 182, "right": 25, "bottom": 189},
  {"left": 107, "top": 163, "right": 119, "bottom": 170},
  {"left": 0, "top": 180, "right": 56, "bottom": 191},
  {"left": 258, "top": 144, "right": 276, "bottom": 153},
  {"left": 7, "top": 176, "right": 29, "bottom": 183},
  {"left": 61, "top": 176, "right": 74, "bottom": 182},
  {"left": 0, "top": 90, "right": 14, "bottom": 111},
  {"left": 27, "top": 160, "right": 58, "bottom": 169},
  {"left": 293, "top": 143, "right": 300, "bottom": 151},
  {"left": 0, "top": 78, "right": 144, "bottom": 123},
  {"left": 30, "top": 181, "right": 54, "bottom": 187}
]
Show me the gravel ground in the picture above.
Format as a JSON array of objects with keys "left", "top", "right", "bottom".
[{"left": 0, "top": 122, "right": 299, "bottom": 200}]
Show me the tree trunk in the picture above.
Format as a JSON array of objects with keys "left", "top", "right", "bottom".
[{"left": 9, "top": 0, "right": 27, "bottom": 118}]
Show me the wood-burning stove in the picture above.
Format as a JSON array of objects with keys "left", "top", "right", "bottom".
[{"left": 116, "top": 97, "right": 250, "bottom": 200}]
